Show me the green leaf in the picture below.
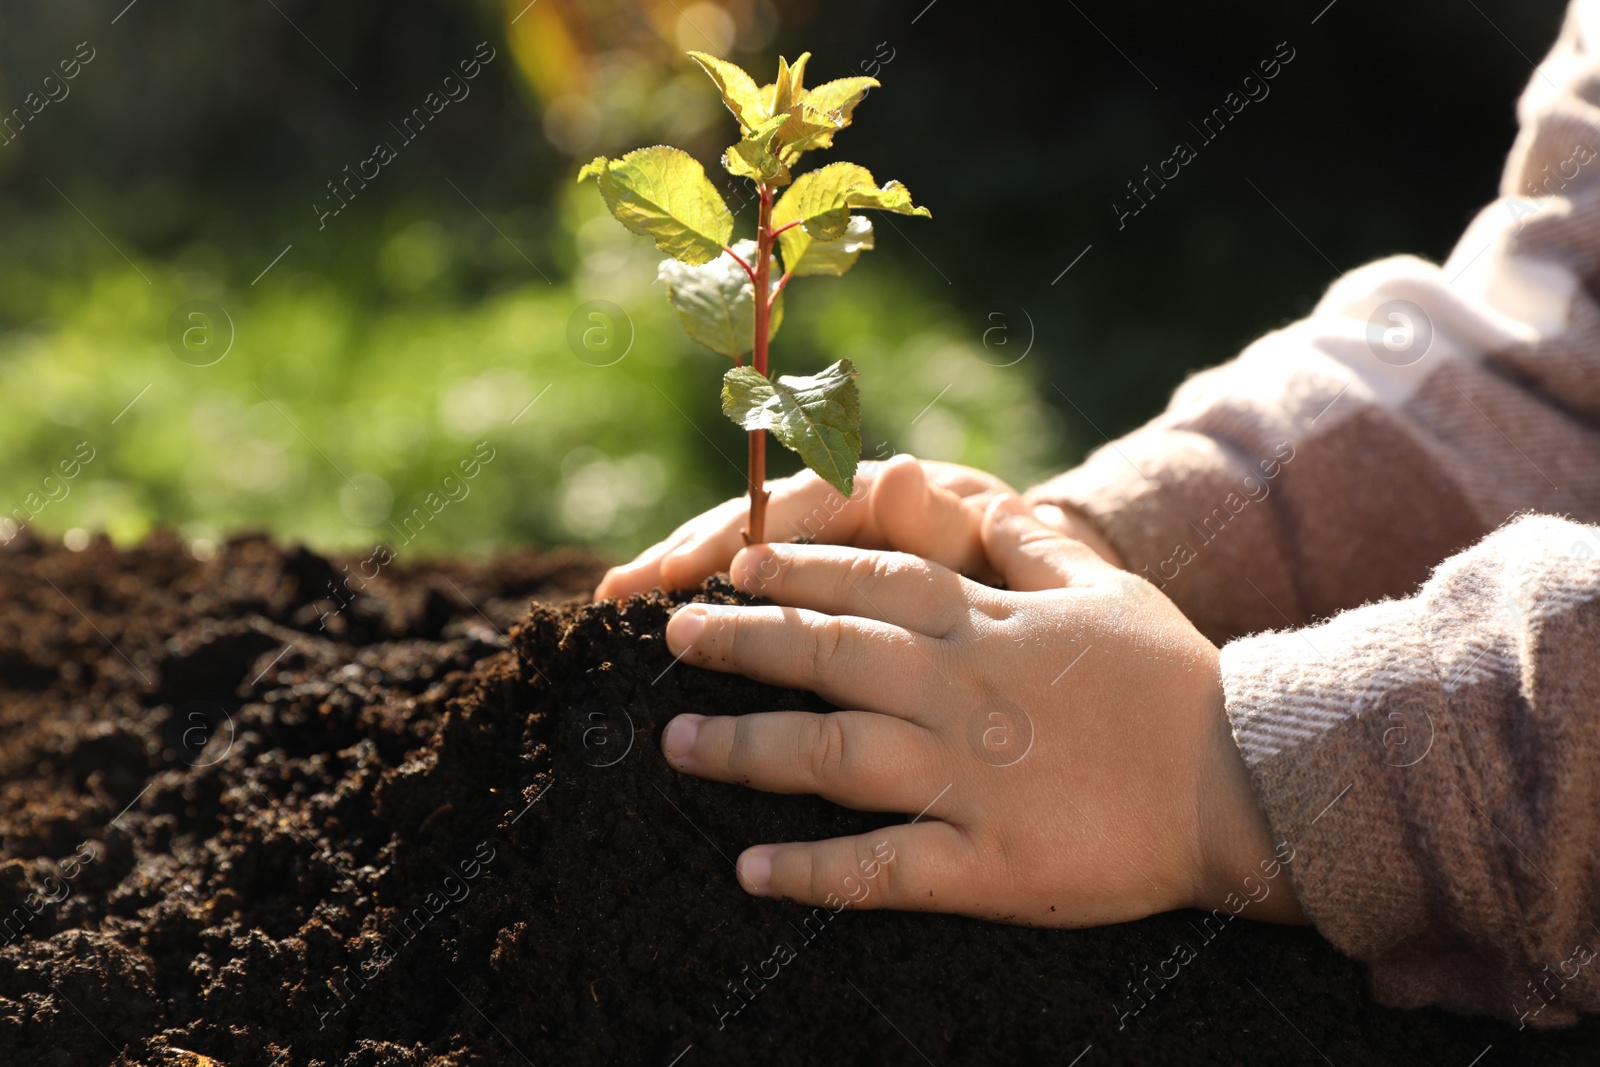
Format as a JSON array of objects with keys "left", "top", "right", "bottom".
[
  {"left": 779, "top": 214, "right": 874, "bottom": 277},
  {"left": 577, "top": 146, "right": 734, "bottom": 265},
  {"left": 759, "top": 53, "right": 812, "bottom": 118},
  {"left": 771, "top": 161, "right": 930, "bottom": 242},
  {"left": 688, "top": 52, "right": 766, "bottom": 131},
  {"left": 722, "top": 358, "right": 861, "bottom": 495},
  {"left": 805, "top": 77, "right": 878, "bottom": 120},
  {"left": 691, "top": 53, "right": 875, "bottom": 165},
  {"left": 794, "top": 77, "right": 878, "bottom": 151},
  {"left": 657, "top": 240, "right": 784, "bottom": 359},
  {"left": 773, "top": 104, "right": 845, "bottom": 163},
  {"left": 722, "top": 113, "right": 792, "bottom": 184}
]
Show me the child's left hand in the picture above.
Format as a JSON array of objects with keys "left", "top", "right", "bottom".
[{"left": 660, "top": 495, "right": 1304, "bottom": 927}]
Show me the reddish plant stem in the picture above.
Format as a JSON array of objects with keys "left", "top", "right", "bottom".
[
  {"left": 723, "top": 244, "right": 757, "bottom": 287},
  {"left": 744, "top": 182, "right": 776, "bottom": 545},
  {"left": 770, "top": 218, "right": 804, "bottom": 238}
]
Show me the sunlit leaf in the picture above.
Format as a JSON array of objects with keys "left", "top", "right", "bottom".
[
  {"left": 577, "top": 146, "right": 734, "bottom": 265},
  {"left": 804, "top": 77, "right": 878, "bottom": 121},
  {"left": 722, "top": 113, "right": 792, "bottom": 184},
  {"left": 779, "top": 214, "right": 873, "bottom": 277},
  {"left": 687, "top": 52, "right": 766, "bottom": 131},
  {"left": 696, "top": 54, "right": 876, "bottom": 165},
  {"left": 759, "top": 52, "right": 812, "bottom": 118},
  {"left": 722, "top": 358, "right": 860, "bottom": 495},
  {"left": 772, "top": 161, "right": 930, "bottom": 242},
  {"left": 658, "top": 240, "right": 784, "bottom": 359},
  {"left": 795, "top": 77, "right": 878, "bottom": 151},
  {"left": 774, "top": 104, "right": 845, "bottom": 162}
]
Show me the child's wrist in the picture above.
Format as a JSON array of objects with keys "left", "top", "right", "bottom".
[{"left": 1191, "top": 674, "right": 1307, "bottom": 924}]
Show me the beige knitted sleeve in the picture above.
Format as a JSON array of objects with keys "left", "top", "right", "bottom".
[
  {"left": 1027, "top": 1, "right": 1600, "bottom": 645},
  {"left": 1221, "top": 515, "right": 1600, "bottom": 1026},
  {"left": 1019, "top": 0, "right": 1600, "bottom": 1025}
]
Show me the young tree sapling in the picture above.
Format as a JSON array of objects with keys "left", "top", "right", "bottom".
[{"left": 577, "top": 51, "right": 929, "bottom": 544}]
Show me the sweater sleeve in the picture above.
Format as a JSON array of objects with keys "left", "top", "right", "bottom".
[
  {"left": 1027, "top": 0, "right": 1600, "bottom": 645},
  {"left": 1220, "top": 514, "right": 1600, "bottom": 1027}
]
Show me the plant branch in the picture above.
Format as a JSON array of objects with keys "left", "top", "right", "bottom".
[
  {"left": 769, "top": 271, "right": 791, "bottom": 308},
  {"left": 723, "top": 244, "right": 757, "bottom": 287},
  {"left": 770, "top": 219, "right": 804, "bottom": 238},
  {"left": 743, "top": 182, "right": 776, "bottom": 545}
]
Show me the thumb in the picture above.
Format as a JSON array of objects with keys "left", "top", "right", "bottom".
[{"left": 981, "top": 495, "right": 1105, "bottom": 591}]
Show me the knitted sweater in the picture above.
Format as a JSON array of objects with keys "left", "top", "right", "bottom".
[{"left": 1028, "top": 0, "right": 1600, "bottom": 1027}]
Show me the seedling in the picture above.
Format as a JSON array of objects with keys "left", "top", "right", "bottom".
[{"left": 578, "top": 51, "right": 929, "bottom": 544}]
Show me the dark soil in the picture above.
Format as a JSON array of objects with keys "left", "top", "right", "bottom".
[{"left": 0, "top": 532, "right": 1594, "bottom": 1067}]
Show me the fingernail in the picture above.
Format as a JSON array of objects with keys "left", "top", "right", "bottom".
[
  {"left": 662, "top": 714, "right": 702, "bottom": 765},
  {"left": 739, "top": 848, "right": 774, "bottom": 896},
  {"left": 666, "top": 606, "right": 708, "bottom": 651}
]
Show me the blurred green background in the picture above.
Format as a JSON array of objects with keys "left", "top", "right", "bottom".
[{"left": 0, "top": 0, "right": 1568, "bottom": 560}]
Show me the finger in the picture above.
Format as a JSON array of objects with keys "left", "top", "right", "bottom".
[
  {"left": 665, "top": 604, "right": 947, "bottom": 718},
  {"left": 1032, "top": 501, "right": 1125, "bottom": 569},
  {"left": 595, "top": 533, "right": 690, "bottom": 600},
  {"left": 870, "top": 455, "right": 991, "bottom": 577},
  {"left": 662, "top": 711, "right": 942, "bottom": 812},
  {"left": 980, "top": 494, "right": 1108, "bottom": 592},
  {"left": 659, "top": 472, "right": 876, "bottom": 591},
  {"left": 920, "top": 459, "right": 1011, "bottom": 497},
  {"left": 737, "top": 821, "right": 973, "bottom": 911},
  {"left": 648, "top": 495, "right": 771, "bottom": 591},
  {"left": 728, "top": 543, "right": 967, "bottom": 637},
  {"left": 595, "top": 499, "right": 745, "bottom": 599}
]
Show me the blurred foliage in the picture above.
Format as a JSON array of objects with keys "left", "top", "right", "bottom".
[
  {"left": 0, "top": 0, "right": 1569, "bottom": 558},
  {"left": 0, "top": 184, "right": 1061, "bottom": 557}
]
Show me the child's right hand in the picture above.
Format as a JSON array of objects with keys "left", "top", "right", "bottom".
[
  {"left": 657, "top": 496, "right": 1300, "bottom": 927},
  {"left": 596, "top": 455, "right": 1018, "bottom": 599}
]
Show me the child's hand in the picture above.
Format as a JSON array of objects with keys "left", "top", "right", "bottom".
[
  {"left": 596, "top": 454, "right": 1012, "bottom": 599},
  {"left": 595, "top": 455, "right": 1121, "bottom": 599},
  {"left": 659, "top": 496, "right": 1301, "bottom": 927}
]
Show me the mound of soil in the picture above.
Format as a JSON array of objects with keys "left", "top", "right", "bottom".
[{"left": 0, "top": 532, "right": 1592, "bottom": 1066}]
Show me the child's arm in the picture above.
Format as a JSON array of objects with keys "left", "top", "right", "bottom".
[
  {"left": 661, "top": 498, "right": 1600, "bottom": 1027},
  {"left": 1221, "top": 514, "right": 1600, "bottom": 1027},
  {"left": 1029, "top": 3, "right": 1600, "bottom": 644}
]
